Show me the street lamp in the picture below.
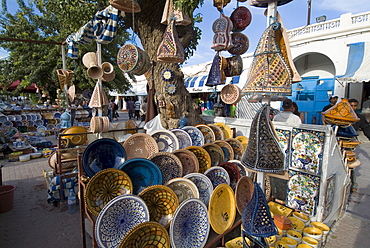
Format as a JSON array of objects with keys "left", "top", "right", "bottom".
[{"left": 307, "top": 0, "right": 312, "bottom": 25}]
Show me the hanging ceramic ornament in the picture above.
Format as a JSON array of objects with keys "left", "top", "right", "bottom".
[
  {"left": 224, "top": 55, "right": 243, "bottom": 77},
  {"left": 228, "top": 32, "right": 249, "bottom": 55},
  {"left": 241, "top": 104, "right": 285, "bottom": 172},
  {"left": 250, "top": 0, "right": 293, "bottom": 7},
  {"left": 213, "top": 0, "right": 231, "bottom": 11},
  {"left": 117, "top": 44, "right": 151, "bottom": 76},
  {"left": 109, "top": 0, "right": 141, "bottom": 12},
  {"left": 212, "top": 14, "right": 233, "bottom": 51},
  {"left": 157, "top": 20, "right": 185, "bottom": 63},
  {"left": 242, "top": 21, "right": 292, "bottom": 94},
  {"left": 88, "top": 82, "right": 109, "bottom": 108},
  {"left": 157, "top": 93, "right": 166, "bottom": 108},
  {"left": 161, "top": 69, "right": 174, "bottom": 81},
  {"left": 161, "top": 0, "right": 191, "bottom": 26},
  {"left": 230, "top": 6, "right": 252, "bottom": 32},
  {"left": 322, "top": 98, "right": 360, "bottom": 126},
  {"left": 165, "top": 84, "right": 176, "bottom": 94},
  {"left": 205, "top": 52, "right": 226, "bottom": 87}
]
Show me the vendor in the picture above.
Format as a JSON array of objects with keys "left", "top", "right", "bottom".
[{"left": 348, "top": 98, "right": 370, "bottom": 140}]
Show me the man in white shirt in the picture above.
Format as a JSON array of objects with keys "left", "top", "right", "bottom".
[{"left": 273, "top": 99, "right": 302, "bottom": 124}]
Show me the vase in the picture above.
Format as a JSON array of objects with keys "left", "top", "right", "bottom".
[{"left": 82, "top": 52, "right": 103, "bottom": 79}]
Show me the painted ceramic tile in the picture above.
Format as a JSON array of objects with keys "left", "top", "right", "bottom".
[
  {"left": 276, "top": 129, "right": 291, "bottom": 170},
  {"left": 290, "top": 128, "right": 325, "bottom": 175},
  {"left": 287, "top": 170, "right": 320, "bottom": 216}
]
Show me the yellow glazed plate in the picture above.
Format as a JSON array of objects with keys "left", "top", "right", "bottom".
[
  {"left": 235, "top": 135, "right": 249, "bottom": 151},
  {"left": 208, "top": 183, "right": 236, "bottom": 234},
  {"left": 214, "top": 122, "right": 233, "bottom": 139}
]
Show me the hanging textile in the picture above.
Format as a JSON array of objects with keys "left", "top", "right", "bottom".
[{"left": 66, "top": 6, "right": 120, "bottom": 58}]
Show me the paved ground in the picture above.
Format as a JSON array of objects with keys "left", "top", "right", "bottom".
[{"left": 0, "top": 110, "right": 369, "bottom": 247}]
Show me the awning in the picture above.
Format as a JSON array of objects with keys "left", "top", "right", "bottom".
[
  {"left": 185, "top": 70, "right": 249, "bottom": 93},
  {"left": 337, "top": 42, "right": 370, "bottom": 82}
]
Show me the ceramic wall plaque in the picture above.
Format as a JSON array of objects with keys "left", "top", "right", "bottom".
[
  {"left": 275, "top": 129, "right": 291, "bottom": 169},
  {"left": 290, "top": 128, "right": 325, "bottom": 176},
  {"left": 286, "top": 170, "right": 320, "bottom": 216},
  {"left": 322, "top": 173, "right": 336, "bottom": 220}
]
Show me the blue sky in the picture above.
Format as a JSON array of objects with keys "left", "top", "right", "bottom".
[{"left": 1, "top": 0, "right": 370, "bottom": 65}]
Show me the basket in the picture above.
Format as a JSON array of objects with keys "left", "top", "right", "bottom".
[{"left": 0, "top": 185, "right": 16, "bottom": 213}]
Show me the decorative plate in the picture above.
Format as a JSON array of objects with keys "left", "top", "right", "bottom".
[
  {"left": 95, "top": 194, "right": 150, "bottom": 248},
  {"left": 161, "top": 69, "right": 174, "bottom": 81},
  {"left": 214, "top": 122, "right": 233, "bottom": 139},
  {"left": 235, "top": 176, "right": 254, "bottom": 215},
  {"left": 287, "top": 174, "right": 319, "bottom": 215},
  {"left": 292, "top": 132, "right": 322, "bottom": 155},
  {"left": 219, "top": 162, "right": 241, "bottom": 190},
  {"left": 148, "top": 152, "right": 183, "bottom": 184},
  {"left": 291, "top": 149, "right": 320, "bottom": 175},
  {"left": 118, "top": 221, "right": 171, "bottom": 248},
  {"left": 35, "top": 119, "right": 44, "bottom": 126},
  {"left": 172, "top": 149, "right": 199, "bottom": 176},
  {"left": 62, "top": 126, "right": 88, "bottom": 146},
  {"left": 123, "top": 133, "right": 159, "bottom": 160},
  {"left": 213, "top": 140, "right": 234, "bottom": 162},
  {"left": 165, "top": 84, "right": 176, "bottom": 94},
  {"left": 208, "top": 183, "right": 236, "bottom": 234},
  {"left": 165, "top": 178, "right": 199, "bottom": 204},
  {"left": 202, "top": 143, "right": 225, "bottom": 166},
  {"left": 82, "top": 138, "right": 127, "bottom": 178},
  {"left": 7, "top": 115, "right": 15, "bottom": 121},
  {"left": 184, "top": 173, "right": 214, "bottom": 206},
  {"left": 276, "top": 131, "right": 289, "bottom": 151},
  {"left": 170, "top": 198, "right": 210, "bottom": 248},
  {"left": 235, "top": 135, "right": 249, "bottom": 151},
  {"left": 119, "top": 158, "right": 162, "bottom": 194},
  {"left": 185, "top": 146, "right": 211, "bottom": 174},
  {"left": 171, "top": 128, "right": 193, "bottom": 149},
  {"left": 208, "top": 124, "right": 224, "bottom": 141},
  {"left": 195, "top": 124, "right": 216, "bottom": 144},
  {"left": 53, "top": 112, "right": 61, "bottom": 119},
  {"left": 182, "top": 126, "right": 205, "bottom": 147},
  {"left": 228, "top": 159, "right": 248, "bottom": 177},
  {"left": 225, "top": 138, "right": 244, "bottom": 160},
  {"left": 204, "top": 166, "right": 230, "bottom": 189},
  {"left": 37, "top": 125, "right": 47, "bottom": 133},
  {"left": 0, "top": 115, "right": 9, "bottom": 123},
  {"left": 150, "top": 129, "right": 179, "bottom": 153},
  {"left": 84, "top": 168, "right": 133, "bottom": 216},
  {"left": 138, "top": 185, "right": 179, "bottom": 228}
]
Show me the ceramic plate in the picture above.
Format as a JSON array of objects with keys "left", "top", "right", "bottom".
[
  {"left": 148, "top": 152, "right": 183, "bottom": 184},
  {"left": 208, "top": 183, "right": 236, "bottom": 234},
  {"left": 291, "top": 149, "right": 320, "bottom": 174},
  {"left": 214, "top": 122, "right": 233, "bottom": 139},
  {"left": 202, "top": 143, "right": 225, "bottom": 167},
  {"left": 292, "top": 132, "right": 322, "bottom": 155},
  {"left": 287, "top": 174, "right": 318, "bottom": 215},
  {"left": 225, "top": 138, "right": 244, "bottom": 160},
  {"left": 138, "top": 185, "right": 179, "bottom": 228},
  {"left": 62, "top": 126, "right": 88, "bottom": 146},
  {"left": 119, "top": 158, "right": 162, "bottom": 194},
  {"left": 182, "top": 126, "right": 204, "bottom": 147},
  {"left": 118, "top": 221, "right": 171, "bottom": 248},
  {"left": 235, "top": 176, "right": 254, "bottom": 215},
  {"left": 276, "top": 131, "right": 288, "bottom": 151},
  {"left": 208, "top": 123, "right": 224, "bottom": 141},
  {"left": 82, "top": 138, "right": 127, "bottom": 178},
  {"left": 171, "top": 128, "right": 193, "bottom": 149},
  {"left": 37, "top": 125, "right": 47, "bottom": 133},
  {"left": 195, "top": 124, "right": 216, "bottom": 144},
  {"left": 84, "top": 168, "right": 133, "bottom": 216},
  {"left": 113, "top": 121, "right": 127, "bottom": 143},
  {"left": 204, "top": 166, "right": 230, "bottom": 189},
  {"left": 235, "top": 135, "right": 249, "bottom": 151},
  {"left": 123, "top": 133, "right": 159, "bottom": 160},
  {"left": 95, "top": 194, "right": 150, "bottom": 248},
  {"left": 126, "top": 119, "right": 138, "bottom": 134},
  {"left": 185, "top": 146, "right": 211, "bottom": 174},
  {"left": 7, "top": 115, "right": 15, "bottom": 121},
  {"left": 213, "top": 140, "right": 234, "bottom": 162},
  {"left": 228, "top": 159, "right": 248, "bottom": 177},
  {"left": 150, "top": 129, "right": 179, "bottom": 153},
  {"left": 165, "top": 177, "right": 199, "bottom": 204},
  {"left": 184, "top": 173, "right": 214, "bottom": 206},
  {"left": 170, "top": 198, "right": 210, "bottom": 248},
  {"left": 172, "top": 149, "right": 199, "bottom": 176},
  {"left": 0, "top": 115, "right": 9, "bottom": 123},
  {"left": 219, "top": 162, "right": 241, "bottom": 190}
]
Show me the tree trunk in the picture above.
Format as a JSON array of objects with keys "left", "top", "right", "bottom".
[{"left": 129, "top": 0, "right": 204, "bottom": 129}]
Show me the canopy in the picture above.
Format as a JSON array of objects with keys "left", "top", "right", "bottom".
[{"left": 337, "top": 42, "right": 370, "bottom": 82}]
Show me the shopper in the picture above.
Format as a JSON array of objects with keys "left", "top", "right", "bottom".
[
  {"left": 141, "top": 98, "right": 147, "bottom": 121},
  {"left": 322, "top": 96, "right": 338, "bottom": 125},
  {"left": 126, "top": 98, "right": 135, "bottom": 120},
  {"left": 348, "top": 98, "right": 370, "bottom": 140},
  {"left": 273, "top": 99, "right": 302, "bottom": 124},
  {"left": 134, "top": 99, "right": 141, "bottom": 120},
  {"left": 292, "top": 102, "right": 305, "bottom": 123}
]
